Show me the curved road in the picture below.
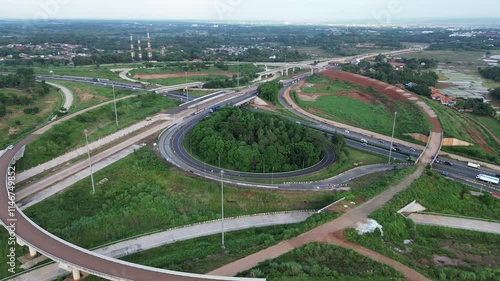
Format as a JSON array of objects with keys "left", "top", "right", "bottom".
[{"left": 45, "top": 82, "right": 73, "bottom": 111}]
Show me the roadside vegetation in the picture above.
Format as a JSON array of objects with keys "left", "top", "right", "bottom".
[
  {"left": 88, "top": 214, "right": 338, "bottom": 279},
  {"left": 0, "top": 69, "right": 62, "bottom": 147},
  {"left": 69, "top": 167, "right": 415, "bottom": 281},
  {"left": 50, "top": 80, "right": 133, "bottom": 111},
  {"left": 345, "top": 169, "right": 500, "bottom": 280},
  {"left": 16, "top": 93, "right": 179, "bottom": 171},
  {"left": 425, "top": 100, "right": 500, "bottom": 165},
  {"left": 187, "top": 108, "right": 330, "bottom": 173},
  {"left": 24, "top": 149, "right": 342, "bottom": 249},
  {"left": 238, "top": 243, "right": 405, "bottom": 280},
  {"left": 293, "top": 76, "right": 431, "bottom": 141}
]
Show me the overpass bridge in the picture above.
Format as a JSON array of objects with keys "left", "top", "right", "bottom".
[
  {"left": 253, "top": 64, "right": 319, "bottom": 81},
  {"left": 152, "top": 82, "right": 204, "bottom": 94}
]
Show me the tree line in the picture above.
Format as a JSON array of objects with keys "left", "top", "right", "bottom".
[
  {"left": 188, "top": 108, "right": 329, "bottom": 173},
  {"left": 0, "top": 68, "right": 51, "bottom": 118},
  {"left": 479, "top": 66, "right": 500, "bottom": 82},
  {"left": 257, "top": 81, "right": 283, "bottom": 103}
]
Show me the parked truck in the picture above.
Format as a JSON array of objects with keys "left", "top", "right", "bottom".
[
  {"left": 476, "top": 174, "right": 499, "bottom": 185},
  {"left": 468, "top": 162, "right": 481, "bottom": 169}
]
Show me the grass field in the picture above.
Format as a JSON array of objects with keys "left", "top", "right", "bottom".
[
  {"left": 302, "top": 75, "right": 357, "bottom": 94},
  {"left": 293, "top": 78, "right": 431, "bottom": 141},
  {"left": 296, "top": 94, "right": 430, "bottom": 139},
  {"left": 0, "top": 87, "right": 62, "bottom": 147},
  {"left": 238, "top": 243, "right": 405, "bottom": 280},
  {"left": 425, "top": 100, "right": 500, "bottom": 164},
  {"left": 472, "top": 116, "right": 500, "bottom": 139},
  {"left": 36, "top": 66, "right": 129, "bottom": 82},
  {"left": 72, "top": 168, "right": 415, "bottom": 281},
  {"left": 16, "top": 94, "right": 179, "bottom": 170},
  {"left": 49, "top": 81, "right": 134, "bottom": 111},
  {"left": 23, "top": 148, "right": 342, "bottom": 249},
  {"left": 345, "top": 169, "right": 500, "bottom": 280}
]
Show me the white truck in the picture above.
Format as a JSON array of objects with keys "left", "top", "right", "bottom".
[
  {"left": 467, "top": 162, "right": 481, "bottom": 169},
  {"left": 476, "top": 174, "right": 499, "bottom": 185}
]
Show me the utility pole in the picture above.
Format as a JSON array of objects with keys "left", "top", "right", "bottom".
[
  {"left": 237, "top": 60, "right": 240, "bottom": 87},
  {"left": 84, "top": 129, "right": 96, "bottom": 194},
  {"left": 220, "top": 170, "right": 225, "bottom": 249},
  {"left": 112, "top": 85, "right": 118, "bottom": 127},
  {"left": 185, "top": 71, "right": 189, "bottom": 102},
  {"left": 388, "top": 112, "right": 397, "bottom": 164}
]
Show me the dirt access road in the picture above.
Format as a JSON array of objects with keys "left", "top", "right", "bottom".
[{"left": 209, "top": 165, "right": 430, "bottom": 281}]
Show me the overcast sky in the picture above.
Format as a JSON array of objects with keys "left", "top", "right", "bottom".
[{"left": 1, "top": 0, "right": 499, "bottom": 23}]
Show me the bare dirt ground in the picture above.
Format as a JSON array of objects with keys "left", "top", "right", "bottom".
[
  {"left": 133, "top": 72, "right": 235, "bottom": 80},
  {"left": 463, "top": 122, "right": 494, "bottom": 153}
]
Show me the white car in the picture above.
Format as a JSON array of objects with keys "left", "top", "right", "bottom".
[
  {"left": 345, "top": 130, "right": 350, "bottom": 134},
  {"left": 7, "top": 145, "right": 14, "bottom": 150}
]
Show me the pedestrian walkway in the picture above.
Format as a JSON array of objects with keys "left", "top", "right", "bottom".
[{"left": 45, "top": 82, "right": 73, "bottom": 110}]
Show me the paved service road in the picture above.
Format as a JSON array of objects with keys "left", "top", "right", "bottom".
[
  {"left": 45, "top": 81, "right": 73, "bottom": 110},
  {"left": 408, "top": 214, "right": 500, "bottom": 235}
]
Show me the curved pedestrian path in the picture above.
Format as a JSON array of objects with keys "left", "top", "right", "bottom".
[
  {"left": 45, "top": 81, "right": 73, "bottom": 111},
  {"left": 6, "top": 212, "right": 313, "bottom": 281},
  {"left": 408, "top": 214, "right": 500, "bottom": 235}
]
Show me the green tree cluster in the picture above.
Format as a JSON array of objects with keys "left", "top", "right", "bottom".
[
  {"left": 488, "top": 87, "right": 500, "bottom": 100},
  {"left": 257, "top": 81, "right": 282, "bottom": 103},
  {"left": 189, "top": 108, "right": 329, "bottom": 172},
  {"left": 479, "top": 66, "right": 500, "bottom": 82}
]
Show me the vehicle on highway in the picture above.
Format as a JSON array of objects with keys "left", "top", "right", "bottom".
[
  {"left": 360, "top": 138, "right": 368, "bottom": 143},
  {"left": 92, "top": 77, "right": 100, "bottom": 82},
  {"left": 393, "top": 143, "right": 399, "bottom": 147},
  {"left": 361, "top": 143, "right": 368, "bottom": 147},
  {"left": 444, "top": 161, "right": 452, "bottom": 166},
  {"left": 468, "top": 162, "right": 481, "bottom": 169},
  {"left": 409, "top": 148, "right": 416, "bottom": 152},
  {"left": 209, "top": 105, "right": 221, "bottom": 113},
  {"left": 407, "top": 155, "right": 417, "bottom": 162},
  {"left": 378, "top": 139, "right": 385, "bottom": 144},
  {"left": 476, "top": 174, "right": 499, "bottom": 185},
  {"left": 345, "top": 129, "right": 350, "bottom": 134},
  {"left": 441, "top": 171, "right": 450, "bottom": 176},
  {"left": 6, "top": 145, "right": 14, "bottom": 150}
]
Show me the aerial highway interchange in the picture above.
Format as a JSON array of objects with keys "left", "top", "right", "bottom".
[{"left": 1, "top": 60, "right": 499, "bottom": 281}]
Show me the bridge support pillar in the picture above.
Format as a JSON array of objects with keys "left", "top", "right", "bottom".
[
  {"left": 72, "top": 269, "right": 81, "bottom": 280},
  {"left": 28, "top": 246, "right": 37, "bottom": 257},
  {"left": 286, "top": 68, "right": 289, "bottom": 76}
]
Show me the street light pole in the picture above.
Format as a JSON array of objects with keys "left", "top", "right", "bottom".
[
  {"left": 220, "top": 170, "right": 225, "bottom": 249},
  {"left": 237, "top": 60, "right": 240, "bottom": 88},
  {"left": 84, "top": 129, "right": 96, "bottom": 194},
  {"left": 185, "top": 71, "right": 189, "bottom": 102},
  {"left": 112, "top": 85, "right": 118, "bottom": 127},
  {"left": 388, "top": 112, "right": 397, "bottom": 164}
]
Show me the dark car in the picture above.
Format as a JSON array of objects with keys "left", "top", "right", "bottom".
[{"left": 444, "top": 161, "right": 453, "bottom": 166}]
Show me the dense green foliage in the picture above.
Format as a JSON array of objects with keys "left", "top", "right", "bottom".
[
  {"left": 355, "top": 62, "right": 437, "bottom": 86},
  {"left": 17, "top": 93, "right": 179, "bottom": 170},
  {"left": 115, "top": 213, "right": 338, "bottom": 275},
  {"left": 258, "top": 81, "right": 282, "bottom": 103},
  {"left": 345, "top": 170, "right": 500, "bottom": 280},
  {"left": 24, "top": 149, "right": 340, "bottom": 249},
  {"left": 189, "top": 108, "right": 329, "bottom": 172},
  {"left": 238, "top": 243, "right": 404, "bottom": 280},
  {"left": 455, "top": 98, "right": 496, "bottom": 117},
  {"left": 479, "top": 66, "right": 500, "bottom": 82},
  {"left": 489, "top": 87, "right": 500, "bottom": 100},
  {"left": 0, "top": 68, "right": 35, "bottom": 89}
]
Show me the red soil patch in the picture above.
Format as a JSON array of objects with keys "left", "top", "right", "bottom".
[
  {"left": 133, "top": 72, "right": 235, "bottom": 80},
  {"left": 336, "top": 90, "right": 376, "bottom": 105},
  {"left": 463, "top": 123, "right": 494, "bottom": 153}
]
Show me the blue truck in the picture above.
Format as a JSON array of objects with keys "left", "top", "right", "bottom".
[{"left": 209, "top": 106, "right": 221, "bottom": 113}]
